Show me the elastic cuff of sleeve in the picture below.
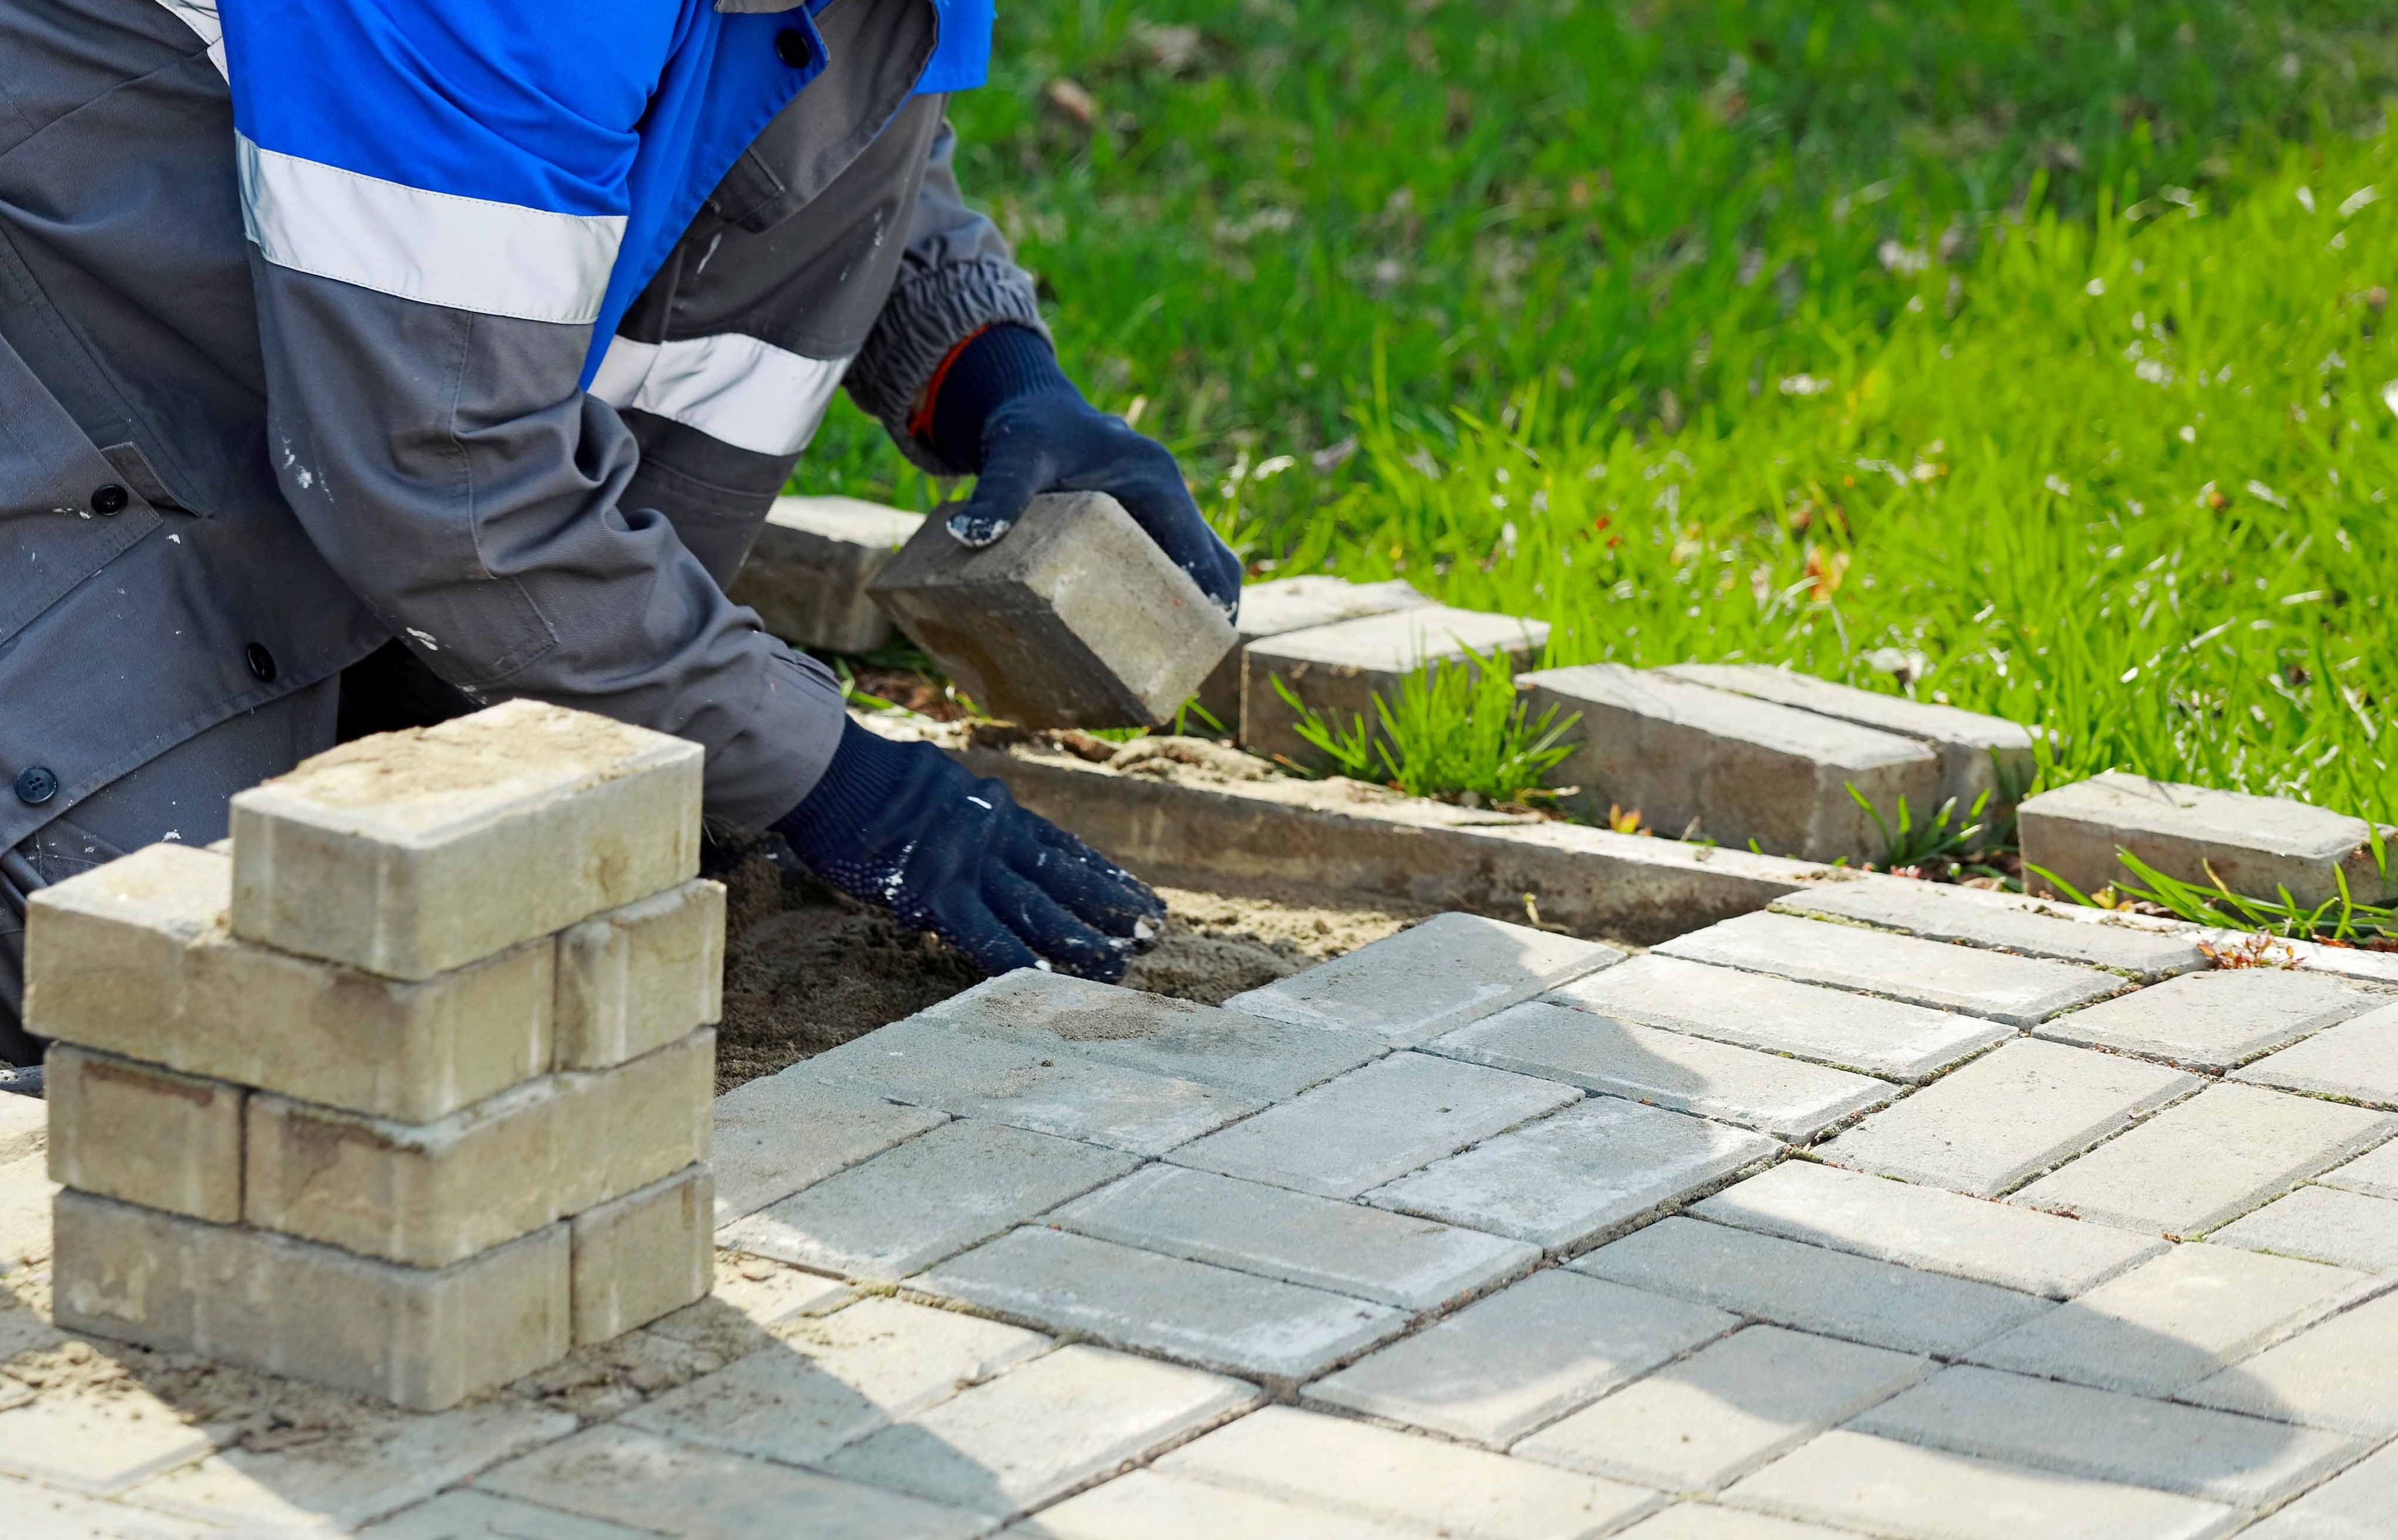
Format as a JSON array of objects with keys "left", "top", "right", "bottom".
[
  {"left": 771, "top": 716, "right": 912, "bottom": 859},
  {"left": 926, "top": 324, "right": 1076, "bottom": 471}
]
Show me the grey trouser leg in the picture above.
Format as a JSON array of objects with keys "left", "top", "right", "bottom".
[{"left": 0, "top": 680, "right": 338, "bottom": 1065}]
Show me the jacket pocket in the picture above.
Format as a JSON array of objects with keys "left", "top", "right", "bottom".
[{"left": 0, "top": 326, "right": 161, "bottom": 640}]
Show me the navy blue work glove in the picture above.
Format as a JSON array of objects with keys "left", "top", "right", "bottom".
[
  {"left": 929, "top": 325, "right": 1242, "bottom": 617},
  {"left": 774, "top": 719, "right": 1167, "bottom": 980}
]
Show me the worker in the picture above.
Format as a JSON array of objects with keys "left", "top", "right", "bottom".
[{"left": 0, "top": 0, "right": 1243, "bottom": 1077}]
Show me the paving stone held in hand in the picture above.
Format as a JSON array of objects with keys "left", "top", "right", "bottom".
[
  {"left": 2208, "top": 1183, "right": 2398, "bottom": 1272},
  {"left": 2230, "top": 997, "right": 2398, "bottom": 1105},
  {"left": 1768, "top": 877, "right": 2207, "bottom": 981},
  {"left": 2037, "top": 966, "right": 2374, "bottom": 1072}
]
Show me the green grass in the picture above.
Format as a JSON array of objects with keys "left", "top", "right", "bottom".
[{"left": 796, "top": 1, "right": 2398, "bottom": 823}]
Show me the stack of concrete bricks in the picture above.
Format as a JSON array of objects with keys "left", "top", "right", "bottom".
[{"left": 25, "top": 700, "right": 724, "bottom": 1411}]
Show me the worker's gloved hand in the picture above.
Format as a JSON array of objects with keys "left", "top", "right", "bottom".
[
  {"left": 929, "top": 324, "right": 1241, "bottom": 617},
  {"left": 774, "top": 718, "right": 1166, "bottom": 980}
]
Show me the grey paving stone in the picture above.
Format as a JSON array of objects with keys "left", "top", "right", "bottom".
[
  {"left": 1722, "top": 1429, "right": 2242, "bottom": 1540},
  {"left": 710, "top": 1072, "right": 948, "bottom": 1225},
  {"left": 1366, "top": 1096, "right": 1778, "bottom": 1250},
  {"left": 0, "top": 1383, "right": 220, "bottom": 1495},
  {"left": 925, "top": 971, "right": 1386, "bottom": 1100},
  {"left": 1514, "top": 1325, "right": 1929, "bottom": 1492},
  {"left": 361, "top": 1491, "right": 665, "bottom": 1540},
  {"left": 1435, "top": 1001, "right": 1894, "bottom": 1142},
  {"left": 1518, "top": 663, "right": 1941, "bottom": 862},
  {"left": 1770, "top": 879, "right": 2207, "bottom": 980},
  {"left": 2018, "top": 770, "right": 2389, "bottom": 911},
  {"left": 2013, "top": 1083, "right": 2398, "bottom": 1236},
  {"left": 1550, "top": 954, "right": 2011, "bottom": 1083},
  {"left": 1166, "top": 1051, "right": 1579, "bottom": 1199},
  {"left": 820, "top": 1343, "right": 1253, "bottom": 1516},
  {"left": 2232, "top": 999, "right": 2398, "bottom": 1106},
  {"left": 2038, "top": 967, "right": 2374, "bottom": 1072},
  {"left": 1818, "top": 1038, "right": 2199, "bottom": 1198},
  {"left": 1967, "top": 1243, "right": 2373, "bottom": 1397},
  {"left": 1195, "top": 573, "right": 1426, "bottom": 730},
  {"left": 1053, "top": 1164, "right": 1537, "bottom": 1311},
  {"left": 2319, "top": 1137, "right": 2398, "bottom": 1199},
  {"left": 2239, "top": 1439, "right": 2398, "bottom": 1540},
  {"left": 725, "top": 495, "right": 922, "bottom": 654},
  {"left": 1655, "top": 911, "right": 2123, "bottom": 1025},
  {"left": 1243, "top": 604, "right": 1549, "bottom": 770},
  {"left": 2211, "top": 1184, "right": 2398, "bottom": 1271},
  {"left": 2186, "top": 1288, "right": 2398, "bottom": 1436},
  {"left": 1303, "top": 1269, "right": 1737, "bottom": 1446},
  {"left": 802, "top": 1017, "right": 1264, "bottom": 1156},
  {"left": 715, "top": 1119, "right": 1138, "bottom": 1281},
  {"left": 1571, "top": 1218, "right": 2052, "bottom": 1358},
  {"left": 1616, "top": 1507, "right": 1864, "bottom": 1540},
  {"left": 623, "top": 1297, "right": 1051, "bottom": 1466},
  {"left": 1011, "top": 1470, "right": 1428, "bottom": 1540},
  {"left": 478, "top": 1425, "right": 992, "bottom": 1540},
  {"left": 1852, "top": 1364, "right": 2364, "bottom": 1507},
  {"left": 1226, "top": 912, "right": 1622, "bottom": 1046},
  {"left": 1159, "top": 1404, "right": 1664, "bottom": 1539},
  {"left": 916, "top": 1225, "right": 1400, "bottom": 1382},
  {"left": 1693, "top": 1160, "right": 2167, "bottom": 1298},
  {"left": 2, "top": 1475, "right": 220, "bottom": 1540}
]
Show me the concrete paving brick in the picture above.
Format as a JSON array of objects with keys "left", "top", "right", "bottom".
[
  {"left": 0, "top": 1381, "right": 219, "bottom": 1494},
  {"left": 1516, "top": 1325, "right": 1929, "bottom": 1493},
  {"left": 2020, "top": 770, "right": 2389, "bottom": 910},
  {"left": 553, "top": 880, "right": 724, "bottom": 1071},
  {"left": 623, "top": 1296, "right": 1049, "bottom": 1465},
  {"left": 1616, "top": 1507, "right": 1865, "bottom": 1540},
  {"left": 0, "top": 1092, "right": 42, "bottom": 1165},
  {"left": 2233, "top": 999, "right": 2398, "bottom": 1106},
  {"left": 552, "top": 1029, "right": 716, "bottom": 1217},
  {"left": 2186, "top": 1289, "right": 2398, "bottom": 1436},
  {"left": 1167, "top": 1051, "right": 1579, "bottom": 1199},
  {"left": 362, "top": 1491, "right": 666, "bottom": 1540},
  {"left": 1436, "top": 1001, "right": 1894, "bottom": 1142},
  {"left": 1571, "top": 1218, "right": 2052, "bottom": 1358},
  {"left": 1054, "top": 1164, "right": 1537, "bottom": 1311},
  {"left": 916, "top": 1225, "right": 1400, "bottom": 1382},
  {"left": 2211, "top": 1184, "right": 2398, "bottom": 1271},
  {"left": 927, "top": 970, "right": 1386, "bottom": 1100},
  {"left": 45, "top": 1046, "right": 244, "bottom": 1225},
  {"left": 1367, "top": 1096, "right": 1779, "bottom": 1250},
  {"left": 1722, "top": 1429, "right": 2241, "bottom": 1540},
  {"left": 872, "top": 490, "right": 1238, "bottom": 730},
  {"left": 3, "top": 1475, "right": 222, "bottom": 1540},
  {"left": 571, "top": 1163, "right": 713, "bottom": 1345},
  {"left": 1967, "top": 1243, "right": 2373, "bottom": 1397},
  {"left": 27, "top": 843, "right": 553, "bottom": 1122},
  {"left": 1243, "top": 604, "right": 1548, "bottom": 769},
  {"left": 1303, "top": 1269, "right": 1737, "bottom": 1446},
  {"left": 1160, "top": 1403, "right": 1664, "bottom": 1539},
  {"left": 2318, "top": 1137, "right": 2398, "bottom": 1199},
  {"left": 819, "top": 1343, "right": 1253, "bottom": 1515},
  {"left": 2012, "top": 1084, "right": 2398, "bottom": 1235},
  {"left": 653, "top": 1255, "right": 851, "bottom": 1339},
  {"left": 716, "top": 1119, "right": 1138, "bottom": 1281},
  {"left": 478, "top": 1425, "right": 992, "bottom": 1539},
  {"left": 1521, "top": 663, "right": 1941, "bottom": 862},
  {"left": 1818, "top": 1038, "right": 2200, "bottom": 1198},
  {"left": 803, "top": 1017, "right": 1262, "bottom": 1156},
  {"left": 1655, "top": 911, "right": 2123, "bottom": 1026},
  {"left": 2039, "top": 967, "right": 2374, "bottom": 1072},
  {"left": 726, "top": 494, "right": 923, "bottom": 654},
  {"left": 1693, "top": 1160, "right": 2167, "bottom": 1299},
  {"left": 1195, "top": 574, "right": 1426, "bottom": 731},
  {"left": 1770, "top": 878, "right": 2207, "bottom": 981},
  {"left": 230, "top": 700, "right": 703, "bottom": 978},
  {"left": 0, "top": 1152, "right": 56, "bottom": 1270},
  {"left": 1010, "top": 1470, "right": 1428, "bottom": 1540},
  {"left": 1226, "top": 912, "right": 1621, "bottom": 1046},
  {"left": 1852, "top": 1364, "right": 2363, "bottom": 1507},
  {"left": 709, "top": 1072, "right": 947, "bottom": 1225},
  {"left": 1549, "top": 954, "right": 2011, "bottom": 1083},
  {"left": 52, "top": 1190, "right": 569, "bottom": 1412},
  {"left": 2239, "top": 1439, "right": 2398, "bottom": 1540}
]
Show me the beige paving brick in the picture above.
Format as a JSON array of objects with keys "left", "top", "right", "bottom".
[
  {"left": 0, "top": 1380, "right": 219, "bottom": 1494},
  {"left": 1768, "top": 877, "right": 2206, "bottom": 981},
  {"left": 1011, "top": 1469, "right": 1428, "bottom": 1540},
  {"left": 572, "top": 1163, "right": 713, "bottom": 1346},
  {"left": 2186, "top": 1288, "right": 2398, "bottom": 1436},
  {"left": 2211, "top": 1184, "right": 2398, "bottom": 1271},
  {"left": 2233, "top": 999, "right": 2398, "bottom": 1106},
  {"left": 477, "top": 1425, "right": 992, "bottom": 1539},
  {"left": 2012, "top": 1084, "right": 2397, "bottom": 1236},
  {"left": 1161, "top": 1403, "right": 1664, "bottom": 1539},
  {"left": 1617, "top": 1506, "right": 1865, "bottom": 1540},
  {"left": 1226, "top": 912, "right": 1621, "bottom": 1046},
  {"left": 0, "top": 1151, "right": 56, "bottom": 1270},
  {"left": 2038, "top": 967, "right": 2374, "bottom": 1072},
  {"left": 0, "top": 1092, "right": 42, "bottom": 1165},
  {"left": 1515, "top": 1325, "right": 1928, "bottom": 1493},
  {"left": 45, "top": 1046, "right": 243, "bottom": 1225},
  {"left": 1694, "top": 1160, "right": 2166, "bottom": 1298},
  {"left": 26, "top": 843, "right": 553, "bottom": 1122},
  {"left": 1818, "top": 1038, "right": 2200, "bottom": 1198},
  {"left": 1966, "top": 1243, "right": 2373, "bottom": 1397},
  {"left": 1303, "top": 1269, "right": 1737, "bottom": 1446},
  {"left": 554, "top": 880, "right": 724, "bottom": 1071},
  {"left": 2239, "top": 1439, "right": 2398, "bottom": 1540},
  {"left": 228, "top": 701, "right": 702, "bottom": 978},
  {"left": 2319, "top": 1137, "right": 2398, "bottom": 1199},
  {"left": 2, "top": 1474, "right": 221, "bottom": 1540},
  {"left": 361, "top": 1490, "right": 666, "bottom": 1540},
  {"left": 820, "top": 1343, "right": 1253, "bottom": 1515},
  {"left": 553, "top": 1029, "right": 715, "bottom": 1216},
  {"left": 1724, "top": 1429, "right": 2241, "bottom": 1540},
  {"left": 52, "top": 1190, "right": 569, "bottom": 1412},
  {"left": 709, "top": 1071, "right": 947, "bottom": 1226}
]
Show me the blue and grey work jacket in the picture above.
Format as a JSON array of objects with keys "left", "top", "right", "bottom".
[{"left": 0, "top": 0, "right": 1045, "bottom": 850}]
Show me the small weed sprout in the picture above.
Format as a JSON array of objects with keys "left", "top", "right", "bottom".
[
  {"left": 1844, "top": 783, "right": 1992, "bottom": 872},
  {"left": 1272, "top": 647, "right": 1579, "bottom": 807}
]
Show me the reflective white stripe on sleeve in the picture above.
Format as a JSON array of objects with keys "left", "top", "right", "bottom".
[
  {"left": 237, "top": 134, "right": 626, "bottom": 327},
  {"left": 590, "top": 333, "right": 851, "bottom": 458},
  {"left": 153, "top": 0, "right": 228, "bottom": 81}
]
